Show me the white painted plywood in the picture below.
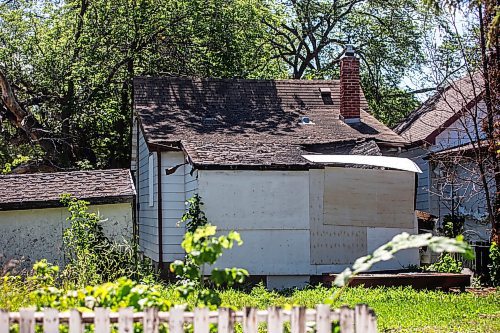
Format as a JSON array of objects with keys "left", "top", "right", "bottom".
[
  {"left": 198, "top": 170, "right": 310, "bottom": 230},
  {"left": 324, "top": 168, "right": 415, "bottom": 229}
]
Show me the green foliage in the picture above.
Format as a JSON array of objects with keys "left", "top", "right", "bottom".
[
  {"left": 179, "top": 194, "right": 208, "bottom": 233},
  {"left": 489, "top": 242, "right": 500, "bottom": 286},
  {"left": 331, "top": 233, "right": 473, "bottom": 290},
  {"left": 61, "top": 194, "right": 156, "bottom": 287},
  {"left": 31, "top": 277, "right": 170, "bottom": 312},
  {"left": 0, "top": 0, "right": 283, "bottom": 168},
  {"left": 1, "top": 155, "right": 30, "bottom": 174},
  {"left": 439, "top": 214, "right": 465, "bottom": 238},
  {"left": 427, "top": 253, "right": 463, "bottom": 273},
  {"left": 170, "top": 224, "right": 248, "bottom": 307}
]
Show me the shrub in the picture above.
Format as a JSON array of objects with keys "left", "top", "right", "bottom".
[
  {"left": 170, "top": 224, "right": 248, "bottom": 307},
  {"left": 427, "top": 253, "right": 463, "bottom": 273},
  {"left": 489, "top": 242, "right": 500, "bottom": 286},
  {"left": 61, "top": 194, "right": 157, "bottom": 286}
]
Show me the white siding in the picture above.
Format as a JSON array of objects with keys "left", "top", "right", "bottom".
[
  {"left": 160, "top": 151, "right": 191, "bottom": 262},
  {"left": 0, "top": 203, "right": 133, "bottom": 268},
  {"left": 399, "top": 147, "right": 430, "bottom": 212},
  {"left": 137, "top": 127, "right": 159, "bottom": 262}
]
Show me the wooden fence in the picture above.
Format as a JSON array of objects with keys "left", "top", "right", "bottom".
[{"left": 0, "top": 305, "right": 377, "bottom": 333}]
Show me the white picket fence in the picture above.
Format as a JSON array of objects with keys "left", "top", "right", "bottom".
[{"left": 0, "top": 305, "right": 377, "bottom": 333}]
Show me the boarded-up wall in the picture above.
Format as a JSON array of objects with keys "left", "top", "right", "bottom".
[{"left": 323, "top": 167, "right": 415, "bottom": 229}]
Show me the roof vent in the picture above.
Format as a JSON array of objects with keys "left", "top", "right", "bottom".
[
  {"left": 202, "top": 117, "right": 218, "bottom": 126},
  {"left": 319, "top": 87, "right": 333, "bottom": 105},
  {"left": 300, "top": 116, "right": 314, "bottom": 125}
]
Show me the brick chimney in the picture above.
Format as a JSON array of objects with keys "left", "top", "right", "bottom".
[{"left": 340, "top": 45, "right": 360, "bottom": 123}]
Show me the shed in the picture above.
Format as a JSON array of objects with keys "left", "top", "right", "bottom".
[{"left": 0, "top": 169, "right": 136, "bottom": 268}]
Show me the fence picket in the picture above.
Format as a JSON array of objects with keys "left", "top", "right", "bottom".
[
  {"left": 69, "top": 310, "right": 83, "bottom": 333},
  {"left": 340, "top": 306, "right": 354, "bottom": 333},
  {"left": 94, "top": 308, "right": 110, "bottom": 333},
  {"left": 169, "top": 306, "right": 184, "bottom": 333},
  {"left": 266, "top": 307, "right": 282, "bottom": 333},
  {"left": 43, "top": 309, "right": 59, "bottom": 333},
  {"left": 20, "top": 309, "right": 35, "bottom": 333},
  {"left": 315, "top": 304, "right": 330, "bottom": 333},
  {"left": 0, "top": 310, "right": 9, "bottom": 333},
  {"left": 7, "top": 304, "right": 377, "bottom": 333},
  {"left": 194, "top": 308, "right": 209, "bottom": 333},
  {"left": 367, "top": 309, "right": 378, "bottom": 333},
  {"left": 143, "top": 308, "right": 159, "bottom": 333},
  {"left": 290, "top": 307, "right": 306, "bottom": 333},
  {"left": 243, "top": 307, "right": 257, "bottom": 333},
  {"left": 217, "top": 308, "right": 233, "bottom": 333},
  {"left": 354, "top": 304, "right": 368, "bottom": 333},
  {"left": 118, "top": 308, "right": 134, "bottom": 333}
]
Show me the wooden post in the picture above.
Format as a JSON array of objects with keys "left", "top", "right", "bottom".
[
  {"left": 43, "top": 309, "right": 59, "bottom": 333},
  {"left": 94, "top": 308, "right": 111, "bottom": 333},
  {"left": 118, "top": 308, "right": 134, "bottom": 333},
  {"left": 69, "top": 310, "right": 83, "bottom": 333},
  {"left": 243, "top": 307, "right": 257, "bottom": 333},
  {"left": 267, "top": 307, "right": 282, "bottom": 333},
  {"left": 339, "top": 306, "right": 354, "bottom": 333},
  {"left": 20, "top": 309, "right": 35, "bottom": 333},
  {"left": 217, "top": 308, "right": 233, "bottom": 333},
  {"left": 0, "top": 310, "right": 9, "bottom": 333},
  {"left": 169, "top": 306, "right": 184, "bottom": 333},
  {"left": 194, "top": 308, "right": 209, "bottom": 333}
]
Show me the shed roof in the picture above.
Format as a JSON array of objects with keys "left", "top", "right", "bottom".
[
  {"left": 134, "top": 77, "right": 406, "bottom": 167},
  {"left": 0, "top": 169, "right": 135, "bottom": 211},
  {"left": 394, "top": 73, "right": 484, "bottom": 144}
]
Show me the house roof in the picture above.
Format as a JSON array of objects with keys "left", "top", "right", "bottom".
[
  {"left": 0, "top": 169, "right": 135, "bottom": 211},
  {"left": 394, "top": 73, "right": 484, "bottom": 145},
  {"left": 134, "top": 77, "right": 406, "bottom": 168}
]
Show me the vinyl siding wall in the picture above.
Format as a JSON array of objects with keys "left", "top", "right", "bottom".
[{"left": 137, "top": 127, "right": 159, "bottom": 262}]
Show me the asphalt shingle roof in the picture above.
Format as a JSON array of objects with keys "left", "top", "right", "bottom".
[
  {"left": 394, "top": 73, "right": 485, "bottom": 144},
  {"left": 0, "top": 169, "right": 135, "bottom": 210},
  {"left": 134, "top": 77, "right": 406, "bottom": 167}
]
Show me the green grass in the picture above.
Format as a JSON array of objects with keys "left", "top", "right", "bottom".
[
  {"left": 218, "top": 285, "right": 500, "bottom": 333},
  {"left": 1, "top": 279, "right": 499, "bottom": 333}
]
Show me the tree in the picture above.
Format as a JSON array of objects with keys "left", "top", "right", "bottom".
[
  {"left": 0, "top": 0, "right": 282, "bottom": 171},
  {"left": 422, "top": 0, "right": 500, "bottom": 242},
  {"left": 266, "top": 0, "right": 431, "bottom": 125}
]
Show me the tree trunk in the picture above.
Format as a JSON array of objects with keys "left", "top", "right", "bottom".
[{"left": 479, "top": 2, "right": 500, "bottom": 242}]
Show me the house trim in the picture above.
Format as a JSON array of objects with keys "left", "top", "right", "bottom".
[
  {"left": 0, "top": 195, "right": 135, "bottom": 211},
  {"left": 157, "top": 149, "right": 164, "bottom": 270}
]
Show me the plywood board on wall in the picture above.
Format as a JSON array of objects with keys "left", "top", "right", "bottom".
[
  {"left": 309, "top": 169, "right": 367, "bottom": 265},
  {"left": 323, "top": 167, "right": 414, "bottom": 229}
]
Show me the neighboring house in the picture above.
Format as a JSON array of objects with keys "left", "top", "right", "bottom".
[
  {"left": 0, "top": 169, "right": 136, "bottom": 267},
  {"left": 395, "top": 73, "right": 492, "bottom": 242},
  {"left": 132, "top": 47, "right": 421, "bottom": 288}
]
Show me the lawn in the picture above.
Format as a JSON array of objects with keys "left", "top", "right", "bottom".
[
  {"left": 216, "top": 285, "right": 500, "bottom": 333},
  {"left": 4, "top": 279, "right": 497, "bottom": 333}
]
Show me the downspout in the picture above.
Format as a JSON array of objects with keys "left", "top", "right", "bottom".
[{"left": 157, "top": 151, "right": 164, "bottom": 271}]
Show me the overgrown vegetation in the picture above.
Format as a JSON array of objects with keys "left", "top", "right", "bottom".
[
  {"left": 171, "top": 196, "right": 248, "bottom": 306},
  {"left": 61, "top": 194, "right": 156, "bottom": 286},
  {"left": 489, "top": 242, "right": 500, "bottom": 286},
  {"left": 427, "top": 253, "right": 463, "bottom": 273}
]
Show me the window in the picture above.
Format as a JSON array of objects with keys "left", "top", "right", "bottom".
[{"left": 148, "top": 153, "right": 155, "bottom": 207}]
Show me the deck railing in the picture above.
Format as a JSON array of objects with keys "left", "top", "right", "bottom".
[{"left": 0, "top": 305, "right": 377, "bottom": 333}]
